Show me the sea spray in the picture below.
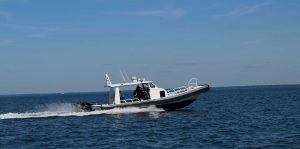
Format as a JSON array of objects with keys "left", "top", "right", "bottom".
[
  {"left": 35, "top": 103, "right": 79, "bottom": 113},
  {"left": 0, "top": 104, "right": 164, "bottom": 120}
]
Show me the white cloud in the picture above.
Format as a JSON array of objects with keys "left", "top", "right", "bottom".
[
  {"left": 112, "top": 7, "right": 187, "bottom": 19},
  {"left": 217, "top": 1, "right": 270, "bottom": 17}
]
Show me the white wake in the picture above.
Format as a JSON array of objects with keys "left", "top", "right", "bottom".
[{"left": 0, "top": 103, "right": 164, "bottom": 120}]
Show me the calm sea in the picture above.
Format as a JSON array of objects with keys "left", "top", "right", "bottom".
[{"left": 0, "top": 85, "right": 299, "bottom": 148}]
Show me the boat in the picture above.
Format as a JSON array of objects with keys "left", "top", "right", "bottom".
[{"left": 78, "top": 74, "right": 209, "bottom": 111}]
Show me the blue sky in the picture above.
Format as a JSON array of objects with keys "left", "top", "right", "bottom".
[{"left": 0, "top": 0, "right": 299, "bottom": 94}]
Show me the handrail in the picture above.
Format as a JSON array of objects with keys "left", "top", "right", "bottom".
[
  {"left": 188, "top": 78, "right": 198, "bottom": 88},
  {"left": 121, "top": 97, "right": 141, "bottom": 103},
  {"left": 166, "top": 86, "right": 186, "bottom": 92},
  {"left": 166, "top": 86, "right": 188, "bottom": 96},
  {"left": 166, "top": 78, "right": 200, "bottom": 96}
]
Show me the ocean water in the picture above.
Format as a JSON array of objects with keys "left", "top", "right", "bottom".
[{"left": 0, "top": 85, "right": 299, "bottom": 148}]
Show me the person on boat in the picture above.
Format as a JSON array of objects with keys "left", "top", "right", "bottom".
[
  {"left": 134, "top": 85, "right": 142, "bottom": 99},
  {"left": 141, "top": 83, "right": 150, "bottom": 100},
  {"left": 141, "top": 90, "right": 150, "bottom": 100},
  {"left": 120, "top": 91, "right": 126, "bottom": 103}
]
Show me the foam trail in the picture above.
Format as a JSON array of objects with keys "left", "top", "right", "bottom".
[
  {"left": 35, "top": 103, "right": 78, "bottom": 112},
  {"left": 0, "top": 103, "right": 164, "bottom": 120}
]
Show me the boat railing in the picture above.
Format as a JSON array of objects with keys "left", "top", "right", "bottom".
[
  {"left": 188, "top": 78, "right": 198, "bottom": 88},
  {"left": 166, "top": 78, "right": 199, "bottom": 96},
  {"left": 121, "top": 98, "right": 141, "bottom": 103},
  {"left": 166, "top": 86, "right": 188, "bottom": 96}
]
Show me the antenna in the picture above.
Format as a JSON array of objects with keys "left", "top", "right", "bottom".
[
  {"left": 120, "top": 70, "right": 126, "bottom": 82},
  {"left": 105, "top": 73, "right": 112, "bottom": 86},
  {"left": 124, "top": 71, "right": 130, "bottom": 81}
]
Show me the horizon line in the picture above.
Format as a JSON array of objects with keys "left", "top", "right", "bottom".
[{"left": 0, "top": 83, "right": 299, "bottom": 96}]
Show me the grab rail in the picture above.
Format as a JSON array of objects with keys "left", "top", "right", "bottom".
[
  {"left": 188, "top": 78, "right": 198, "bottom": 88},
  {"left": 167, "top": 78, "right": 200, "bottom": 96},
  {"left": 166, "top": 86, "right": 188, "bottom": 96}
]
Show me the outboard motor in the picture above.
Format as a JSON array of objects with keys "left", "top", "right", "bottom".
[{"left": 78, "top": 102, "right": 94, "bottom": 112}]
